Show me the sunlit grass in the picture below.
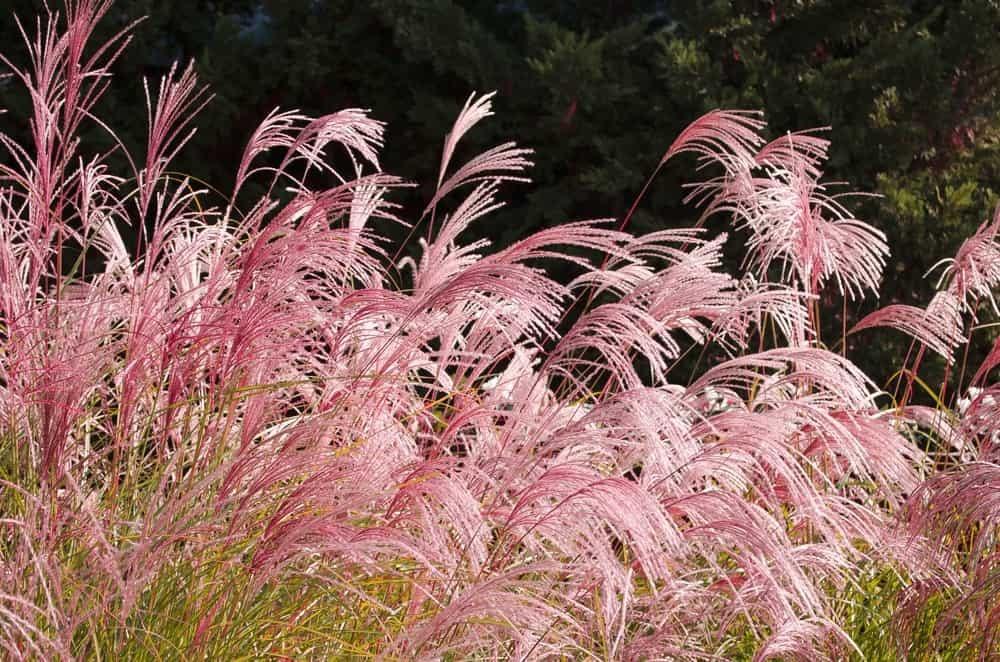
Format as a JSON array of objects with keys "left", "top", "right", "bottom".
[{"left": 0, "top": 1, "right": 996, "bottom": 659}]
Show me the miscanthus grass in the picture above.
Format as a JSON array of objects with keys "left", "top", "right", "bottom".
[{"left": 0, "top": 2, "right": 997, "bottom": 660}]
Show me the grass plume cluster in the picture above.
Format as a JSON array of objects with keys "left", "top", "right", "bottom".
[{"left": 0, "top": 2, "right": 997, "bottom": 659}]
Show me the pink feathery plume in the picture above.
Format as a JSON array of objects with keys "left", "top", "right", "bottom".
[
  {"left": 970, "top": 336, "right": 1000, "bottom": 387},
  {"left": 232, "top": 108, "right": 310, "bottom": 195},
  {"left": 293, "top": 108, "right": 386, "bottom": 172},
  {"left": 715, "top": 278, "right": 813, "bottom": 351},
  {"left": 903, "top": 404, "right": 969, "bottom": 459},
  {"left": 850, "top": 291, "right": 965, "bottom": 363},
  {"left": 957, "top": 385, "right": 1000, "bottom": 461},
  {"left": 753, "top": 617, "right": 855, "bottom": 662},
  {"left": 246, "top": 109, "right": 387, "bottom": 196},
  {"left": 404, "top": 181, "right": 504, "bottom": 293},
  {"left": 424, "top": 143, "right": 533, "bottom": 218},
  {"left": 755, "top": 129, "right": 831, "bottom": 177},
  {"left": 437, "top": 91, "right": 497, "bottom": 190},
  {"left": 683, "top": 123, "right": 886, "bottom": 300},
  {"left": 691, "top": 347, "right": 879, "bottom": 411},
  {"left": 674, "top": 491, "right": 831, "bottom": 622},
  {"left": 901, "top": 462, "right": 1000, "bottom": 656},
  {"left": 661, "top": 109, "right": 766, "bottom": 172},
  {"left": 74, "top": 160, "right": 130, "bottom": 268},
  {"left": 734, "top": 164, "right": 887, "bottom": 297},
  {"left": 139, "top": 61, "right": 212, "bottom": 215},
  {"left": 385, "top": 461, "right": 492, "bottom": 573},
  {"left": 657, "top": 112, "right": 766, "bottom": 225},
  {"left": 391, "top": 565, "right": 584, "bottom": 659},
  {"left": 933, "top": 205, "right": 1000, "bottom": 315},
  {"left": 498, "top": 463, "right": 682, "bottom": 584},
  {"left": 422, "top": 92, "right": 533, "bottom": 218},
  {"left": 493, "top": 219, "right": 630, "bottom": 271}
]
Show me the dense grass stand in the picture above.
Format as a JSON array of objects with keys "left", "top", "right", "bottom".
[{"left": 0, "top": 2, "right": 997, "bottom": 659}]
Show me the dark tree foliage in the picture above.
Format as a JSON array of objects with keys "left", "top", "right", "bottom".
[{"left": 2, "top": 0, "right": 998, "bottom": 382}]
